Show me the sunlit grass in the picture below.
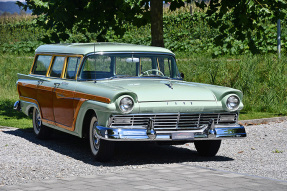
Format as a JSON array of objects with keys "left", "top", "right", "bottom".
[
  {"left": 239, "top": 112, "right": 285, "bottom": 121},
  {"left": 0, "top": 54, "right": 33, "bottom": 129}
]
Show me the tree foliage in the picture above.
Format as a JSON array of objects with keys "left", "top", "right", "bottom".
[
  {"left": 200, "top": 0, "right": 287, "bottom": 54},
  {"left": 17, "top": 0, "right": 150, "bottom": 42},
  {"left": 17, "top": 0, "right": 287, "bottom": 54},
  {"left": 17, "top": 0, "right": 190, "bottom": 45}
]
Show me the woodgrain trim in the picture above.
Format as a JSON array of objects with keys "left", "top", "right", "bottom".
[
  {"left": 37, "top": 85, "right": 53, "bottom": 91},
  {"left": 44, "top": 98, "right": 87, "bottom": 131},
  {"left": 72, "top": 98, "right": 87, "bottom": 131},
  {"left": 18, "top": 82, "right": 37, "bottom": 89},
  {"left": 42, "top": 119, "right": 74, "bottom": 131},
  {"left": 74, "top": 92, "right": 111, "bottom": 104},
  {"left": 20, "top": 96, "right": 38, "bottom": 105},
  {"left": 19, "top": 82, "right": 111, "bottom": 132},
  {"left": 19, "top": 82, "right": 110, "bottom": 104},
  {"left": 19, "top": 96, "right": 43, "bottom": 118}
]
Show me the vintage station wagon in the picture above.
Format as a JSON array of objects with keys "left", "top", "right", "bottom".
[{"left": 14, "top": 43, "right": 246, "bottom": 161}]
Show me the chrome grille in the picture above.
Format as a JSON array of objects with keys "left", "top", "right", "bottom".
[{"left": 109, "top": 113, "right": 238, "bottom": 131}]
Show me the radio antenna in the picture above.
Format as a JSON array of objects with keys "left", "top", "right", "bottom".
[{"left": 94, "top": 43, "right": 98, "bottom": 83}]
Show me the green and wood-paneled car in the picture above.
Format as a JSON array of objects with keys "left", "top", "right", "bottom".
[{"left": 14, "top": 43, "right": 246, "bottom": 161}]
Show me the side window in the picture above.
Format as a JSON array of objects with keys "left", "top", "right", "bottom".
[
  {"left": 80, "top": 55, "right": 112, "bottom": 80},
  {"left": 50, "top": 56, "right": 65, "bottom": 78},
  {"left": 31, "top": 55, "right": 52, "bottom": 75},
  {"left": 65, "top": 57, "right": 81, "bottom": 79}
]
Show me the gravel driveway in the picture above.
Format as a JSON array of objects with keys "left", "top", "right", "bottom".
[{"left": 0, "top": 120, "right": 286, "bottom": 186}]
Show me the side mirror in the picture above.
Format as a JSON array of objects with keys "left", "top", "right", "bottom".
[
  {"left": 126, "top": 58, "right": 139, "bottom": 63},
  {"left": 180, "top": 73, "right": 184, "bottom": 79}
]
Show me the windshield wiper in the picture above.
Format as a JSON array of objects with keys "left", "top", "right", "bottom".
[
  {"left": 108, "top": 75, "right": 135, "bottom": 80},
  {"left": 140, "top": 75, "right": 170, "bottom": 79}
]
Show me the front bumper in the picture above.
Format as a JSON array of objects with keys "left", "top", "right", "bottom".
[{"left": 95, "top": 123, "right": 246, "bottom": 141}]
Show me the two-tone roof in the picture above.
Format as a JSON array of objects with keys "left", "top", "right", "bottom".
[{"left": 35, "top": 43, "right": 174, "bottom": 55}]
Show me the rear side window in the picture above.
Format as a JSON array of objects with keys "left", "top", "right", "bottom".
[
  {"left": 65, "top": 57, "right": 81, "bottom": 79},
  {"left": 32, "top": 55, "right": 52, "bottom": 75},
  {"left": 50, "top": 56, "right": 65, "bottom": 78}
]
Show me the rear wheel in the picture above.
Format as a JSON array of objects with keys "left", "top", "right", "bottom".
[
  {"left": 32, "top": 108, "right": 51, "bottom": 139},
  {"left": 89, "top": 115, "right": 114, "bottom": 162},
  {"left": 194, "top": 140, "right": 221, "bottom": 157}
]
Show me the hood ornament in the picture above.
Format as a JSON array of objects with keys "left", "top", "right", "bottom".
[{"left": 165, "top": 80, "right": 173, "bottom": 89}]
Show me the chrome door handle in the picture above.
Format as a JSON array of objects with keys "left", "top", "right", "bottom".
[
  {"left": 54, "top": 83, "right": 60, "bottom": 88},
  {"left": 38, "top": 80, "right": 44, "bottom": 85}
]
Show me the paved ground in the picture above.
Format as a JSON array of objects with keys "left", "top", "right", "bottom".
[{"left": 1, "top": 163, "right": 287, "bottom": 191}]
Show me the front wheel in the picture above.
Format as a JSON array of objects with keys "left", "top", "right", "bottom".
[
  {"left": 89, "top": 115, "right": 114, "bottom": 162},
  {"left": 32, "top": 108, "right": 51, "bottom": 139},
  {"left": 194, "top": 140, "right": 221, "bottom": 157}
]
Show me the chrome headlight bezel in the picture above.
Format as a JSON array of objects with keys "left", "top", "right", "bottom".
[
  {"left": 226, "top": 95, "right": 240, "bottom": 111},
  {"left": 118, "top": 96, "right": 134, "bottom": 113}
]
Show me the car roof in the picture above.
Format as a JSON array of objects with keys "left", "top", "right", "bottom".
[{"left": 35, "top": 43, "right": 174, "bottom": 55}]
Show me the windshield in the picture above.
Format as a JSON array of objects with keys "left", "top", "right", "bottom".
[{"left": 78, "top": 53, "right": 181, "bottom": 80}]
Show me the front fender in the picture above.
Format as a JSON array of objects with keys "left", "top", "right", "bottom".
[{"left": 74, "top": 100, "right": 116, "bottom": 137}]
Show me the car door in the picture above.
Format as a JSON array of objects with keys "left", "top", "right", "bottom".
[
  {"left": 52, "top": 56, "right": 81, "bottom": 129},
  {"left": 36, "top": 78, "right": 55, "bottom": 122},
  {"left": 30, "top": 54, "right": 55, "bottom": 122}
]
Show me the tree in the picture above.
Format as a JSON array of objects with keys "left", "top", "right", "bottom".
[
  {"left": 17, "top": 0, "right": 188, "bottom": 47},
  {"left": 150, "top": 0, "right": 164, "bottom": 47},
  {"left": 198, "top": 0, "right": 287, "bottom": 54},
  {"left": 17, "top": 0, "right": 287, "bottom": 52},
  {"left": 145, "top": 0, "right": 287, "bottom": 51},
  {"left": 17, "top": 0, "right": 149, "bottom": 43},
  {"left": 148, "top": 0, "right": 186, "bottom": 47}
]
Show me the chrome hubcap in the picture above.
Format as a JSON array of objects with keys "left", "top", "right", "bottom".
[
  {"left": 35, "top": 110, "right": 41, "bottom": 131},
  {"left": 92, "top": 125, "right": 100, "bottom": 150}
]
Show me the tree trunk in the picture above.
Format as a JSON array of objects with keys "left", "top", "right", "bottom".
[{"left": 150, "top": 0, "right": 164, "bottom": 47}]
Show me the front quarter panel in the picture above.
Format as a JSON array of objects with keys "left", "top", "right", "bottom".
[
  {"left": 192, "top": 82, "right": 244, "bottom": 111},
  {"left": 74, "top": 99, "right": 140, "bottom": 137}
]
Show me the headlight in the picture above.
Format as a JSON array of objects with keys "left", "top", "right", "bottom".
[
  {"left": 226, "top": 95, "right": 240, "bottom": 110},
  {"left": 119, "top": 97, "right": 134, "bottom": 113}
]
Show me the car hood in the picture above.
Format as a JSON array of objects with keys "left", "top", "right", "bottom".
[{"left": 99, "top": 79, "right": 218, "bottom": 102}]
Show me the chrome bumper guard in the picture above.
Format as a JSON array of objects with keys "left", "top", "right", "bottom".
[
  {"left": 13, "top": 101, "right": 21, "bottom": 112},
  {"left": 96, "top": 119, "right": 246, "bottom": 141}
]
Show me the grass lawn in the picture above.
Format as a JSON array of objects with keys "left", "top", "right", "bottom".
[
  {"left": 239, "top": 112, "right": 285, "bottom": 121},
  {"left": 0, "top": 99, "right": 32, "bottom": 129}
]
